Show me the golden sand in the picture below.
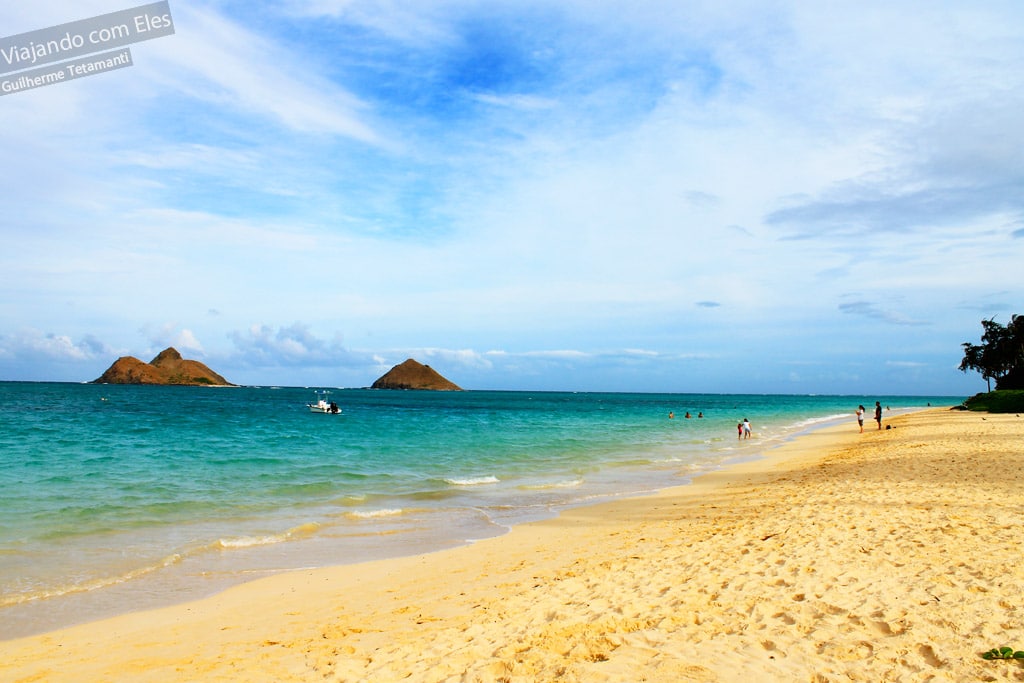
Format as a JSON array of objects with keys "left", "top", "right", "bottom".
[{"left": 3, "top": 409, "right": 1023, "bottom": 682}]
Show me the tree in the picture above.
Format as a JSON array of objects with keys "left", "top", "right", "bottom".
[{"left": 960, "top": 314, "right": 1024, "bottom": 390}]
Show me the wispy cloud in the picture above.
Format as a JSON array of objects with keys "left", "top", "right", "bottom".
[
  {"left": 470, "top": 92, "right": 558, "bottom": 111},
  {"left": 886, "top": 360, "right": 927, "bottom": 368},
  {"left": 838, "top": 302, "right": 926, "bottom": 327},
  {"left": 146, "top": 5, "right": 382, "bottom": 142}
]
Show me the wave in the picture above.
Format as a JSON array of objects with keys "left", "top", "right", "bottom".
[
  {"left": 336, "top": 494, "right": 368, "bottom": 504},
  {"left": 519, "top": 479, "right": 583, "bottom": 491},
  {"left": 214, "top": 522, "right": 320, "bottom": 549},
  {"left": 345, "top": 508, "right": 404, "bottom": 519},
  {"left": 215, "top": 534, "right": 290, "bottom": 549},
  {"left": 0, "top": 552, "right": 185, "bottom": 608},
  {"left": 444, "top": 476, "right": 499, "bottom": 486},
  {"left": 784, "top": 412, "right": 852, "bottom": 430},
  {"left": 1, "top": 521, "right": 324, "bottom": 608}
]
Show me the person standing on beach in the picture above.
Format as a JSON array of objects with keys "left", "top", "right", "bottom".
[
  {"left": 737, "top": 422, "right": 743, "bottom": 440},
  {"left": 742, "top": 418, "right": 752, "bottom": 439},
  {"left": 874, "top": 401, "right": 883, "bottom": 430},
  {"left": 856, "top": 405, "right": 865, "bottom": 433}
]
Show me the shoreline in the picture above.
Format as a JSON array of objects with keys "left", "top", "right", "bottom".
[
  {"left": 5, "top": 408, "right": 1022, "bottom": 681},
  {"left": 0, "top": 399, "right": 888, "bottom": 642}
]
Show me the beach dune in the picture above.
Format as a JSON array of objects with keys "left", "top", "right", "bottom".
[{"left": 3, "top": 409, "right": 1023, "bottom": 682}]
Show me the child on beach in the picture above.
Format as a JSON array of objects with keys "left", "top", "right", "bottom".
[{"left": 857, "top": 405, "right": 865, "bottom": 433}]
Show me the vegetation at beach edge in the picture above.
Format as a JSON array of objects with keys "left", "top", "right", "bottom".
[
  {"left": 962, "top": 390, "right": 1024, "bottom": 413},
  {"left": 959, "top": 314, "right": 1023, "bottom": 412}
]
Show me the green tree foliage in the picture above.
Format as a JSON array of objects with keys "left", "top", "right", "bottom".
[{"left": 960, "top": 315, "right": 1024, "bottom": 390}]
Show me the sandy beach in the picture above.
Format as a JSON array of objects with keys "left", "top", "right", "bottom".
[{"left": 3, "top": 408, "right": 1023, "bottom": 682}]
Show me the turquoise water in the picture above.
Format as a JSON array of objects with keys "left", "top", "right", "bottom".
[{"left": 0, "top": 382, "right": 959, "bottom": 638}]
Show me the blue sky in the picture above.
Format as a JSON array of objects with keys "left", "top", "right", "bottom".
[{"left": 1, "top": 0, "right": 1021, "bottom": 394}]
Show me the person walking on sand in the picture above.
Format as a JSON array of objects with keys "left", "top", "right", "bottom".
[
  {"left": 856, "top": 405, "right": 865, "bottom": 433},
  {"left": 874, "top": 401, "right": 883, "bottom": 430},
  {"left": 742, "top": 418, "right": 752, "bottom": 439}
]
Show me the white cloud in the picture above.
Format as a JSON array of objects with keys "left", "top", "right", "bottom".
[
  {"left": 471, "top": 93, "right": 557, "bottom": 110},
  {"left": 886, "top": 360, "right": 927, "bottom": 368},
  {"left": 837, "top": 302, "right": 927, "bottom": 327},
  {"left": 282, "top": 0, "right": 457, "bottom": 47},
  {"left": 409, "top": 348, "right": 494, "bottom": 370},
  {"left": 226, "top": 323, "right": 367, "bottom": 371},
  {"left": 0, "top": 329, "right": 111, "bottom": 367},
  {"left": 518, "top": 350, "right": 592, "bottom": 360}
]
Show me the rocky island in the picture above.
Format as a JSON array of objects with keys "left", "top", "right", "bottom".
[
  {"left": 371, "top": 359, "right": 463, "bottom": 391},
  {"left": 92, "top": 347, "right": 234, "bottom": 386}
]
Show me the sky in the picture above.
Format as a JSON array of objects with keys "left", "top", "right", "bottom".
[{"left": 0, "top": 0, "right": 1021, "bottom": 394}]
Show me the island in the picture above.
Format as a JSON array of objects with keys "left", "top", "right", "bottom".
[
  {"left": 92, "top": 347, "right": 234, "bottom": 386},
  {"left": 371, "top": 358, "right": 463, "bottom": 391}
]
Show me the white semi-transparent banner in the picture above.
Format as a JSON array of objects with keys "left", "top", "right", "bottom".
[{"left": 0, "top": 2, "right": 173, "bottom": 75}]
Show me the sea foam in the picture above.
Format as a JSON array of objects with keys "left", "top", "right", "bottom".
[{"left": 444, "top": 476, "right": 499, "bottom": 486}]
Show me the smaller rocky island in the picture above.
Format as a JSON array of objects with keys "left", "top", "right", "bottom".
[
  {"left": 93, "top": 347, "right": 234, "bottom": 386},
  {"left": 371, "top": 358, "right": 463, "bottom": 391}
]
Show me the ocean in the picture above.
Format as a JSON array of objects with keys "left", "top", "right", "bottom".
[{"left": 0, "top": 382, "right": 960, "bottom": 639}]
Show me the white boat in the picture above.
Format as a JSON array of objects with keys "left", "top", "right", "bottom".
[{"left": 307, "top": 391, "right": 341, "bottom": 414}]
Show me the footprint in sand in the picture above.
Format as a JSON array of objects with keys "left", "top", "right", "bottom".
[
  {"left": 917, "top": 643, "right": 943, "bottom": 667},
  {"left": 818, "top": 640, "right": 874, "bottom": 661}
]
